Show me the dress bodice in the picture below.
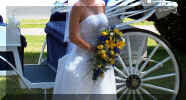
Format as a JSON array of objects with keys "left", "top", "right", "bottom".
[{"left": 79, "top": 13, "right": 109, "bottom": 45}]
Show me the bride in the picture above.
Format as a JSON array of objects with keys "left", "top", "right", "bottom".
[{"left": 53, "top": 0, "right": 117, "bottom": 99}]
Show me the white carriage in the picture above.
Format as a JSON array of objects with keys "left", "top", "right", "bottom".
[{"left": 0, "top": 0, "right": 180, "bottom": 100}]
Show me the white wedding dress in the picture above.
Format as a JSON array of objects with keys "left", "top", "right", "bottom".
[{"left": 53, "top": 13, "right": 117, "bottom": 100}]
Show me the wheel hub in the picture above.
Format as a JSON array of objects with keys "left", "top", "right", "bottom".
[{"left": 126, "top": 74, "right": 141, "bottom": 90}]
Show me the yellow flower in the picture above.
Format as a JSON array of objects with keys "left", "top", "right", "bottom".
[
  {"left": 109, "top": 36, "right": 112, "bottom": 41},
  {"left": 110, "top": 50, "right": 115, "bottom": 56},
  {"left": 110, "top": 42, "right": 116, "bottom": 49},
  {"left": 101, "top": 53, "right": 107, "bottom": 59},
  {"left": 105, "top": 40, "right": 109, "bottom": 44},
  {"left": 119, "top": 32, "right": 123, "bottom": 37},
  {"left": 109, "top": 58, "right": 115, "bottom": 64},
  {"left": 101, "top": 31, "right": 108, "bottom": 36},
  {"left": 117, "top": 41, "right": 125, "bottom": 48},
  {"left": 97, "top": 45, "right": 104, "bottom": 49},
  {"left": 97, "top": 64, "right": 102, "bottom": 68},
  {"left": 113, "top": 28, "right": 120, "bottom": 34},
  {"left": 100, "top": 50, "right": 106, "bottom": 54}
]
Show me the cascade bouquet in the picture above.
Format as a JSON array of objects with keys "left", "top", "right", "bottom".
[{"left": 92, "top": 27, "right": 126, "bottom": 80}]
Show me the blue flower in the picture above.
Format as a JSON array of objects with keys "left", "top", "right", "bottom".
[
  {"left": 114, "top": 47, "right": 120, "bottom": 53},
  {"left": 98, "top": 36, "right": 105, "bottom": 41}
]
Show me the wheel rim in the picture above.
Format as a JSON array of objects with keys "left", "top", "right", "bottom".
[{"left": 114, "top": 31, "right": 180, "bottom": 100}]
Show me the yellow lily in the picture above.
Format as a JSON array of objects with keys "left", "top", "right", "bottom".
[
  {"left": 101, "top": 31, "right": 108, "bottom": 36},
  {"left": 101, "top": 53, "right": 107, "bottom": 59},
  {"left": 97, "top": 45, "right": 104, "bottom": 49},
  {"left": 113, "top": 28, "right": 120, "bottom": 34},
  {"left": 117, "top": 41, "right": 125, "bottom": 48}
]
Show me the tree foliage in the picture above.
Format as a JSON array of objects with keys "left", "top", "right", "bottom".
[{"left": 154, "top": 0, "right": 186, "bottom": 50}]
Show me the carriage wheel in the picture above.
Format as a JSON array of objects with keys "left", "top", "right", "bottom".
[{"left": 114, "top": 28, "right": 180, "bottom": 100}]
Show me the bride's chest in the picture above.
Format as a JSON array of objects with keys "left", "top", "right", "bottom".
[{"left": 80, "top": 14, "right": 109, "bottom": 33}]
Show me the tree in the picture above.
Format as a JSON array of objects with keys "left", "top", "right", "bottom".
[{"left": 154, "top": 0, "right": 186, "bottom": 50}]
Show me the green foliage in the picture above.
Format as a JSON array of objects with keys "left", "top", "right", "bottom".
[{"left": 154, "top": 0, "right": 186, "bottom": 50}]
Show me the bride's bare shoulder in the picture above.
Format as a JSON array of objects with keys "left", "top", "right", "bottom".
[
  {"left": 71, "top": 2, "right": 84, "bottom": 12},
  {"left": 73, "top": 1, "right": 84, "bottom": 7},
  {"left": 98, "top": 0, "right": 105, "bottom": 6}
]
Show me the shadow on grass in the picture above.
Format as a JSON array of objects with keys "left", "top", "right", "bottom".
[
  {"left": 24, "top": 52, "right": 47, "bottom": 64},
  {"left": 173, "top": 50, "right": 186, "bottom": 100}
]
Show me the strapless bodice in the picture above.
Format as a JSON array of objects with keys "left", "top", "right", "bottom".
[{"left": 79, "top": 13, "right": 109, "bottom": 45}]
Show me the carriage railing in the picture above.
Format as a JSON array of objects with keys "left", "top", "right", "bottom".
[
  {"left": 105, "top": 0, "right": 177, "bottom": 29},
  {"left": 51, "top": 0, "right": 177, "bottom": 29}
]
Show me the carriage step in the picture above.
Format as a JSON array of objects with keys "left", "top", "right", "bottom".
[{"left": 23, "top": 64, "right": 56, "bottom": 83}]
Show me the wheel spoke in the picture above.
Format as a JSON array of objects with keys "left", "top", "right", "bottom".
[
  {"left": 141, "top": 56, "right": 171, "bottom": 78},
  {"left": 133, "top": 90, "right": 136, "bottom": 100},
  {"left": 127, "top": 36, "right": 133, "bottom": 74},
  {"left": 135, "top": 36, "right": 147, "bottom": 74},
  {"left": 118, "top": 55, "right": 130, "bottom": 75},
  {"left": 114, "top": 67, "right": 127, "bottom": 78},
  {"left": 126, "top": 90, "right": 132, "bottom": 100},
  {"left": 115, "top": 76, "right": 126, "bottom": 81},
  {"left": 142, "top": 73, "right": 176, "bottom": 82},
  {"left": 139, "top": 87, "right": 158, "bottom": 100},
  {"left": 142, "top": 83, "right": 176, "bottom": 94},
  {"left": 119, "top": 88, "right": 128, "bottom": 100},
  {"left": 116, "top": 82, "right": 126, "bottom": 86},
  {"left": 136, "top": 89, "right": 144, "bottom": 100},
  {"left": 139, "top": 43, "right": 160, "bottom": 73},
  {"left": 117, "top": 86, "right": 126, "bottom": 93}
]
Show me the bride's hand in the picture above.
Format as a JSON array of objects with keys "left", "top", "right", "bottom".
[{"left": 88, "top": 46, "right": 96, "bottom": 53}]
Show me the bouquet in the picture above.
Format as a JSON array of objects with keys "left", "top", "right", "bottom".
[{"left": 92, "top": 27, "right": 126, "bottom": 80}]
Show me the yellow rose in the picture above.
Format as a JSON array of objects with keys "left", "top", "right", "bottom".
[
  {"left": 101, "top": 31, "right": 108, "bottom": 36},
  {"left": 113, "top": 28, "right": 120, "bottom": 34},
  {"left": 101, "top": 54, "right": 107, "bottom": 59},
  {"left": 97, "top": 45, "right": 104, "bottom": 49},
  {"left": 100, "top": 50, "right": 106, "bottom": 54}
]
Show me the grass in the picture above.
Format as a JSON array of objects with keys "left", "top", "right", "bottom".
[
  {"left": 123, "top": 18, "right": 154, "bottom": 26},
  {"left": 0, "top": 35, "right": 186, "bottom": 100},
  {"left": 19, "top": 19, "right": 49, "bottom": 29},
  {"left": 19, "top": 18, "right": 154, "bottom": 29},
  {"left": 24, "top": 35, "right": 47, "bottom": 64}
]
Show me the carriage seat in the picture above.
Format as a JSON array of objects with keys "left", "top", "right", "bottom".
[{"left": 44, "top": 12, "right": 68, "bottom": 72}]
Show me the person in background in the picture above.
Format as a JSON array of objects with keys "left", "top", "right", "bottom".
[
  {"left": 0, "top": 15, "right": 3, "bottom": 22},
  {"left": 0, "top": 15, "right": 6, "bottom": 26}
]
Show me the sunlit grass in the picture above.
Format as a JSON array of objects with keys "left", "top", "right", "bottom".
[
  {"left": 123, "top": 18, "right": 154, "bottom": 26},
  {"left": 17, "top": 18, "right": 154, "bottom": 28}
]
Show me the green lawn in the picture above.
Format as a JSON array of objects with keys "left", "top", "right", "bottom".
[
  {"left": 0, "top": 35, "right": 185, "bottom": 100},
  {"left": 19, "top": 18, "right": 154, "bottom": 29}
]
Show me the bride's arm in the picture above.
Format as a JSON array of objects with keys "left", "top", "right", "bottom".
[{"left": 69, "top": 4, "right": 94, "bottom": 52}]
